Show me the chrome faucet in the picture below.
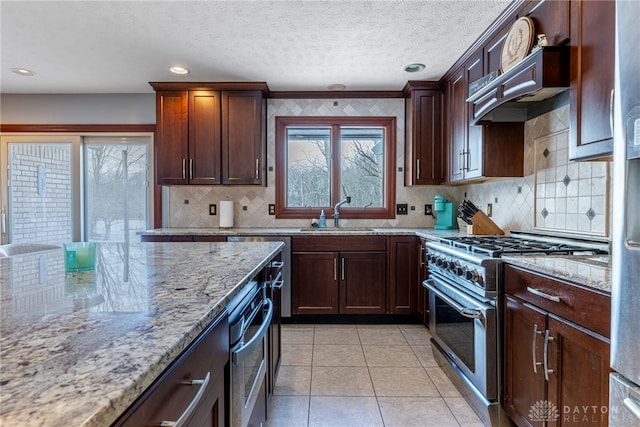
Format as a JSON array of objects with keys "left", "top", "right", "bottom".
[{"left": 333, "top": 196, "right": 351, "bottom": 228}]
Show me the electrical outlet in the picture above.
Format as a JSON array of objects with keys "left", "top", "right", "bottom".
[
  {"left": 209, "top": 204, "right": 216, "bottom": 215},
  {"left": 268, "top": 204, "right": 276, "bottom": 215},
  {"left": 425, "top": 204, "right": 433, "bottom": 216},
  {"left": 396, "top": 204, "right": 408, "bottom": 215},
  {"left": 487, "top": 203, "right": 493, "bottom": 217}
]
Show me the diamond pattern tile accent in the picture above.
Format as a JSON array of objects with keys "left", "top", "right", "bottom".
[
  {"left": 563, "top": 175, "right": 571, "bottom": 187},
  {"left": 541, "top": 208, "right": 549, "bottom": 218},
  {"left": 586, "top": 208, "right": 596, "bottom": 221},
  {"left": 543, "top": 148, "right": 550, "bottom": 158}
]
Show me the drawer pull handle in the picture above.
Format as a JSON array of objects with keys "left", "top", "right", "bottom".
[
  {"left": 543, "top": 330, "right": 554, "bottom": 382},
  {"left": 532, "top": 324, "right": 544, "bottom": 374},
  {"left": 160, "top": 371, "right": 211, "bottom": 427},
  {"left": 527, "top": 287, "right": 561, "bottom": 303}
]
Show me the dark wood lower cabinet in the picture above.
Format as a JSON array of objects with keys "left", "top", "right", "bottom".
[
  {"left": 292, "top": 250, "right": 386, "bottom": 315},
  {"left": 387, "top": 236, "right": 419, "bottom": 315},
  {"left": 504, "top": 265, "right": 610, "bottom": 427},
  {"left": 340, "top": 251, "right": 386, "bottom": 314},
  {"left": 292, "top": 252, "right": 339, "bottom": 314},
  {"left": 114, "top": 313, "right": 229, "bottom": 427},
  {"left": 140, "top": 235, "right": 226, "bottom": 242}
]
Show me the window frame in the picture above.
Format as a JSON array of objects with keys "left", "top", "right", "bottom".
[{"left": 275, "top": 116, "right": 396, "bottom": 220}]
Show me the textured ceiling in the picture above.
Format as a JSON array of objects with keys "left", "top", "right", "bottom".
[{"left": 1, "top": 0, "right": 511, "bottom": 94}]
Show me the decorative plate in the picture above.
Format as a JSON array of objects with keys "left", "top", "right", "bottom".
[{"left": 500, "top": 17, "right": 535, "bottom": 73}]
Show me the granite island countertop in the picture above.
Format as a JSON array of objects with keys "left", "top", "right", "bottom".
[
  {"left": 0, "top": 241, "right": 283, "bottom": 427},
  {"left": 502, "top": 254, "right": 612, "bottom": 294}
]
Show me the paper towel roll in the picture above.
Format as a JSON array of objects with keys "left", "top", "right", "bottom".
[{"left": 219, "top": 201, "right": 234, "bottom": 228}]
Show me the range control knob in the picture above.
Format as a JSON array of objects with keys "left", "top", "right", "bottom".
[
  {"left": 465, "top": 269, "right": 479, "bottom": 282},
  {"left": 455, "top": 266, "right": 465, "bottom": 276}
]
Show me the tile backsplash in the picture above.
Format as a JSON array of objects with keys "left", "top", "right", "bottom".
[{"left": 166, "top": 100, "right": 611, "bottom": 237}]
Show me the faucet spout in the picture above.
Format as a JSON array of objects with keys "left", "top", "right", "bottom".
[{"left": 333, "top": 197, "right": 351, "bottom": 228}]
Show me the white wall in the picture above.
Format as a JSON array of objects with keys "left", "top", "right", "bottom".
[{"left": 0, "top": 94, "right": 155, "bottom": 124}]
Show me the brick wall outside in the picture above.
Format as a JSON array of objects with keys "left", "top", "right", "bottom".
[{"left": 10, "top": 143, "right": 72, "bottom": 244}]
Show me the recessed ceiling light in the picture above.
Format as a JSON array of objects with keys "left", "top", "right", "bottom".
[
  {"left": 404, "top": 63, "right": 425, "bottom": 73},
  {"left": 170, "top": 66, "right": 190, "bottom": 75},
  {"left": 327, "top": 84, "right": 346, "bottom": 91},
  {"left": 11, "top": 68, "right": 35, "bottom": 76}
]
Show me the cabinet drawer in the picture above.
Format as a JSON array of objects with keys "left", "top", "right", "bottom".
[
  {"left": 504, "top": 264, "right": 610, "bottom": 338},
  {"left": 292, "top": 236, "right": 386, "bottom": 252},
  {"left": 115, "top": 313, "right": 229, "bottom": 426}
]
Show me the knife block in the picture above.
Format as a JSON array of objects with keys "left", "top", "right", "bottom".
[{"left": 467, "top": 211, "right": 504, "bottom": 235}]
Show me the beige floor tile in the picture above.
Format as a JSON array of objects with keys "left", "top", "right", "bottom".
[
  {"left": 311, "top": 366, "right": 375, "bottom": 396},
  {"left": 399, "top": 325, "right": 432, "bottom": 345},
  {"left": 377, "top": 396, "right": 461, "bottom": 427},
  {"left": 363, "top": 345, "right": 421, "bottom": 367},
  {"left": 281, "top": 344, "right": 313, "bottom": 366},
  {"left": 357, "top": 325, "right": 408, "bottom": 345},
  {"left": 313, "top": 325, "right": 360, "bottom": 345},
  {"left": 308, "top": 396, "right": 383, "bottom": 427},
  {"left": 312, "top": 344, "right": 366, "bottom": 367},
  {"left": 410, "top": 344, "right": 440, "bottom": 368},
  {"left": 425, "top": 367, "right": 462, "bottom": 397},
  {"left": 274, "top": 366, "right": 312, "bottom": 396},
  {"left": 369, "top": 367, "right": 440, "bottom": 397},
  {"left": 282, "top": 326, "right": 315, "bottom": 345},
  {"left": 445, "top": 397, "right": 486, "bottom": 426},
  {"left": 265, "top": 395, "right": 310, "bottom": 427}
]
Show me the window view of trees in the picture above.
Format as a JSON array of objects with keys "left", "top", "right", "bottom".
[
  {"left": 276, "top": 116, "right": 396, "bottom": 220},
  {"left": 85, "top": 143, "right": 148, "bottom": 241}
]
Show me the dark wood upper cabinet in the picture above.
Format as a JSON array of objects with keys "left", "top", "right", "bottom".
[
  {"left": 404, "top": 83, "right": 443, "bottom": 185},
  {"left": 151, "top": 82, "right": 268, "bottom": 186},
  {"left": 569, "top": 0, "right": 615, "bottom": 161},
  {"left": 221, "top": 90, "right": 266, "bottom": 185},
  {"left": 445, "top": 56, "right": 524, "bottom": 184}
]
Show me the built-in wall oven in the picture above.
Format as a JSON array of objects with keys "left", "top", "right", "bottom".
[
  {"left": 424, "top": 232, "right": 608, "bottom": 426},
  {"left": 228, "top": 280, "right": 273, "bottom": 427}
]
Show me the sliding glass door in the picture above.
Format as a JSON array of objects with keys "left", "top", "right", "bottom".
[{"left": 0, "top": 134, "right": 152, "bottom": 245}]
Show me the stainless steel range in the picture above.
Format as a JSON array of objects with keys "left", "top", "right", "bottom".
[{"left": 423, "top": 231, "right": 608, "bottom": 427}]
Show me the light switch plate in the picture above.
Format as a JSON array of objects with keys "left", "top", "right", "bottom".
[
  {"left": 397, "top": 204, "right": 408, "bottom": 215},
  {"left": 268, "top": 204, "right": 276, "bottom": 215},
  {"left": 209, "top": 204, "right": 216, "bottom": 215}
]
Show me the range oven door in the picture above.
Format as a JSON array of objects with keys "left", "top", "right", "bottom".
[
  {"left": 424, "top": 275, "right": 497, "bottom": 400},
  {"left": 230, "top": 297, "right": 273, "bottom": 427}
]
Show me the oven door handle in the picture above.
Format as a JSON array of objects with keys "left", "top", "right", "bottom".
[
  {"left": 425, "top": 279, "right": 484, "bottom": 321},
  {"left": 232, "top": 298, "right": 273, "bottom": 364}
]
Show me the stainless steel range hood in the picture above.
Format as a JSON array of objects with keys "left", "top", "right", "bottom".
[{"left": 466, "top": 46, "right": 570, "bottom": 124}]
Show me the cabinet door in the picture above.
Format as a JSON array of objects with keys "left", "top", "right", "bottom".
[
  {"left": 569, "top": 0, "right": 615, "bottom": 161},
  {"left": 519, "top": 0, "right": 570, "bottom": 47},
  {"left": 405, "top": 90, "right": 443, "bottom": 185},
  {"left": 339, "top": 251, "right": 386, "bottom": 314},
  {"left": 188, "top": 91, "right": 222, "bottom": 184},
  {"left": 448, "top": 66, "right": 467, "bottom": 182},
  {"left": 504, "top": 296, "right": 547, "bottom": 427},
  {"left": 221, "top": 90, "right": 265, "bottom": 185},
  {"left": 292, "top": 252, "right": 339, "bottom": 314},
  {"left": 465, "top": 52, "right": 485, "bottom": 179},
  {"left": 387, "top": 236, "right": 418, "bottom": 314},
  {"left": 547, "top": 315, "right": 610, "bottom": 427},
  {"left": 156, "top": 91, "right": 188, "bottom": 185}
]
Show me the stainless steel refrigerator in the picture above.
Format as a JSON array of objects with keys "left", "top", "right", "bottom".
[{"left": 610, "top": 0, "right": 640, "bottom": 425}]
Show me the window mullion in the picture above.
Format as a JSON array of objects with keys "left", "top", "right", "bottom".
[{"left": 331, "top": 124, "right": 341, "bottom": 209}]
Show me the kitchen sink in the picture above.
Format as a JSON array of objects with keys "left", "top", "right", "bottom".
[
  {"left": 299, "top": 227, "right": 375, "bottom": 232},
  {"left": 0, "top": 243, "right": 61, "bottom": 257}
]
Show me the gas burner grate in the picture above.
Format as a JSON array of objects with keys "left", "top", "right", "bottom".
[{"left": 438, "top": 236, "right": 604, "bottom": 257}]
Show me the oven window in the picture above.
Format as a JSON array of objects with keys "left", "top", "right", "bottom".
[
  {"left": 243, "top": 311, "right": 267, "bottom": 404},
  {"left": 434, "top": 294, "right": 475, "bottom": 371}
]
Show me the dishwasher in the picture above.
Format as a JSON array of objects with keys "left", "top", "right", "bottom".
[{"left": 227, "top": 236, "right": 291, "bottom": 318}]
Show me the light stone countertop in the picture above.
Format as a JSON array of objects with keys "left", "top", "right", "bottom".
[
  {"left": 139, "top": 227, "right": 468, "bottom": 240},
  {"left": 502, "top": 254, "right": 612, "bottom": 294},
  {"left": 0, "top": 241, "right": 283, "bottom": 427}
]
